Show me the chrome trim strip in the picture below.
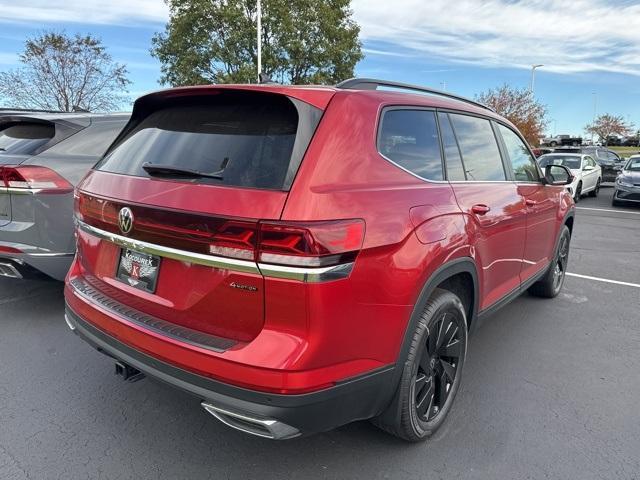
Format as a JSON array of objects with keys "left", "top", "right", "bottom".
[
  {"left": 77, "top": 221, "right": 260, "bottom": 274},
  {"left": 257, "top": 261, "right": 354, "bottom": 282},
  {"left": 26, "top": 252, "right": 75, "bottom": 257},
  {"left": 3, "top": 188, "right": 44, "bottom": 195},
  {"left": 77, "top": 221, "right": 354, "bottom": 282}
]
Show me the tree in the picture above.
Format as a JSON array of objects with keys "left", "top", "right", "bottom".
[
  {"left": 0, "top": 32, "right": 130, "bottom": 112},
  {"left": 151, "top": 0, "right": 363, "bottom": 86},
  {"left": 476, "top": 84, "right": 547, "bottom": 146},
  {"left": 585, "top": 114, "right": 634, "bottom": 146}
]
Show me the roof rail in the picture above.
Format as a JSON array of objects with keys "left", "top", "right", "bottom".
[
  {"left": 335, "top": 78, "right": 494, "bottom": 112},
  {"left": 0, "top": 107, "right": 68, "bottom": 114}
]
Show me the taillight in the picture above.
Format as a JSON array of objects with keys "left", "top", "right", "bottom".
[
  {"left": 75, "top": 193, "right": 365, "bottom": 269},
  {"left": 258, "top": 220, "right": 365, "bottom": 267},
  {"left": 0, "top": 166, "right": 73, "bottom": 194}
]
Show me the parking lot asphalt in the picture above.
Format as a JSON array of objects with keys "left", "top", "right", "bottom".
[{"left": 1, "top": 186, "right": 639, "bottom": 480}]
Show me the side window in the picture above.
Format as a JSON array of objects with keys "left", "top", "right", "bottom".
[
  {"left": 438, "top": 112, "right": 466, "bottom": 181},
  {"left": 585, "top": 156, "right": 595, "bottom": 168},
  {"left": 607, "top": 151, "right": 619, "bottom": 162},
  {"left": 378, "top": 109, "right": 443, "bottom": 181},
  {"left": 497, "top": 124, "right": 541, "bottom": 182},
  {"left": 46, "top": 119, "right": 126, "bottom": 157},
  {"left": 449, "top": 114, "right": 506, "bottom": 181}
]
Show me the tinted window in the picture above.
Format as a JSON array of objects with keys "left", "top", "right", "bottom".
[
  {"left": 96, "top": 93, "right": 302, "bottom": 190},
  {"left": 438, "top": 112, "right": 466, "bottom": 181},
  {"left": 378, "top": 109, "right": 443, "bottom": 181},
  {"left": 46, "top": 119, "right": 127, "bottom": 157},
  {"left": 449, "top": 114, "right": 505, "bottom": 181},
  {"left": 0, "top": 122, "right": 54, "bottom": 155},
  {"left": 538, "top": 155, "right": 581, "bottom": 169},
  {"left": 497, "top": 124, "right": 540, "bottom": 182}
]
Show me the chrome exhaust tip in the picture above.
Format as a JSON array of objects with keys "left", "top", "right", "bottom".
[
  {"left": 0, "top": 261, "right": 23, "bottom": 279},
  {"left": 64, "top": 313, "right": 76, "bottom": 331},
  {"left": 201, "top": 402, "right": 300, "bottom": 440}
]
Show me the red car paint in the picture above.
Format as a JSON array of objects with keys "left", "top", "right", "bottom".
[{"left": 65, "top": 85, "right": 574, "bottom": 405}]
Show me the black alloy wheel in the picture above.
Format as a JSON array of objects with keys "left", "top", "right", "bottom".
[
  {"left": 552, "top": 231, "right": 570, "bottom": 294},
  {"left": 414, "top": 313, "right": 462, "bottom": 421}
]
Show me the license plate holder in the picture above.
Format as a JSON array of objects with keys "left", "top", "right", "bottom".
[{"left": 116, "top": 248, "right": 161, "bottom": 293}]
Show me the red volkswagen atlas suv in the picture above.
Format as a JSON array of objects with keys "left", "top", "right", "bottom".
[{"left": 65, "top": 79, "right": 575, "bottom": 441}]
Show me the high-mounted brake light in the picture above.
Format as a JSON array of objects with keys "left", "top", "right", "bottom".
[{"left": 0, "top": 166, "right": 73, "bottom": 194}]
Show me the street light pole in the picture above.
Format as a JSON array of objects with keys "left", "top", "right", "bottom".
[
  {"left": 257, "top": 0, "right": 262, "bottom": 82},
  {"left": 530, "top": 64, "right": 544, "bottom": 94}
]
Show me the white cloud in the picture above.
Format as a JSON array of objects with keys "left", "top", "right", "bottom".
[
  {"left": 2, "top": 0, "right": 639, "bottom": 77},
  {"left": 352, "top": 0, "right": 640, "bottom": 76},
  {"left": 0, "top": 0, "right": 168, "bottom": 25}
]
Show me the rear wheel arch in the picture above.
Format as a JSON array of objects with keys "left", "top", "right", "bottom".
[
  {"left": 374, "top": 257, "right": 479, "bottom": 425},
  {"left": 563, "top": 212, "right": 575, "bottom": 236}
]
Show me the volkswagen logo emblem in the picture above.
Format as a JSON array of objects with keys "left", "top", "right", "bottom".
[{"left": 118, "top": 207, "right": 134, "bottom": 235}]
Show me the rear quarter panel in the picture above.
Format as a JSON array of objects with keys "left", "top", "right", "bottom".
[{"left": 280, "top": 92, "right": 472, "bottom": 367}]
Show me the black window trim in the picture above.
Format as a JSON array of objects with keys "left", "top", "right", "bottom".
[
  {"left": 441, "top": 109, "right": 509, "bottom": 183},
  {"left": 376, "top": 104, "right": 541, "bottom": 184},
  {"left": 375, "top": 105, "right": 447, "bottom": 184},
  {"left": 436, "top": 111, "right": 468, "bottom": 182}
]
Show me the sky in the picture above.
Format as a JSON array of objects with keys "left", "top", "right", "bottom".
[{"left": 0, "top": 0, "right": 639, "bottom": 136}]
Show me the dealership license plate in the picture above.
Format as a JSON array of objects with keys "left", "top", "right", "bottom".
[{"left": 116, "top": 248, "right": 161, "bottom": 293}]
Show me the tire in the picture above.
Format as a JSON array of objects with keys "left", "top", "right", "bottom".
[
  {"left": 550, "top": 141, "right": 558, "bottom": 147},
  {"left": 372, "top": 288, "right": 468, "bottom": 442},
  {"left": 528, "top": 226, "right": 571, "bottom": 298},
  {"left": 588, "top": 178, "right": 601, "bottom": 197},
  {"left": 573, "top": 182, "right": 582, "bottom": 203}
]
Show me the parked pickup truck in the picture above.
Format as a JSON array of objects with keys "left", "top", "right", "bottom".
[{"left": 541, "top": 134, "right": 583, "bottom": 147}]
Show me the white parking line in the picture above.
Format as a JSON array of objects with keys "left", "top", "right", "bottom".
[
  {"left": 567, "top": 272, "right": 640, "bottom": 289},
  {"left": 577, "top": 206, "right": 640, "bottom": 215}
]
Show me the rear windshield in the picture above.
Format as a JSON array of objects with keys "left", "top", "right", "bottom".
[
  {"left": 538, "top": 155, "right": 581, "bottom": 169},
  {"left": 96, "top": 92, "right": 315, "bottom": 190},
  {"left": 0, "top": 122, "right": 54, "bottom": 155}
]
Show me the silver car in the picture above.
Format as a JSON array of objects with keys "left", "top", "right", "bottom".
[{"left": 0, "top": 112, "right": 129, "bottom": 280}]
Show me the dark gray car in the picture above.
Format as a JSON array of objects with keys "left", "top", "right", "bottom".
[
  {"left": 612, "top": 156, "right": 640, "bottom": 207},
  {"left": 0, "top": 112, "right": 129, "bottom": 280}
]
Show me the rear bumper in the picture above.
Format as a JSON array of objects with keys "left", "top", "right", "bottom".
[
  {"left": 65, "top": 304, "right": 396, "bottom": 437},
  {"left": 0, "top": 244, "right": 73, "bottom": 280}
]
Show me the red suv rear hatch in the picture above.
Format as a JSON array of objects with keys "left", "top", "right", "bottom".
[{"left": 73, "top": 87, "right": 332, "bottom": 343}]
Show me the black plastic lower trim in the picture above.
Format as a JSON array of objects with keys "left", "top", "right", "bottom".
[{"left": 65, "top": 304, "right": 396, "bottom": 436}]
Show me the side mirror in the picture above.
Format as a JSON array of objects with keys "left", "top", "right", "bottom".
[
  {"left": 544, "top": 164, "right": 574, "bottom": 185},
  {"left": 583, "top": 165, "right": 594, "bottom": 171}
]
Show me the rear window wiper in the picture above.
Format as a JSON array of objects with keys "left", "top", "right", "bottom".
[{"left": 142, "top": 162, "right": 224, "bottom": 180}]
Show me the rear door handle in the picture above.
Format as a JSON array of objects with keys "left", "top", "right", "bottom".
[
  {"left": 471, "top": 204, "right": 491, "bottom": 215},
  {"left": 525, "top": 199, "right": 538, "bottom": 206}
]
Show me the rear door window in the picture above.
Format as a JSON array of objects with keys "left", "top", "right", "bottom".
[
  {"left": 0, "top": 123, "right": 54, "bottom": 155},
  {"left": 96, "top": 92, "right": 314, "bottom": 191},
  {"left": 497, "top": 124, "right": 541, "bottom": 182},
  {"left": 438, "top": 112, "right": 466, "bottom": 181},
  {"left": 378, "top": 109, "right": 443, "bottom": 181},
  {"left": 449, "top": 114, "right": 506, "bottom": 181}
]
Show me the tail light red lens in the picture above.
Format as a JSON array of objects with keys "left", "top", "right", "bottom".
[
  {"left": 75, "top": 193, "right": 364, "bottom": 268},
  {"left": 258, "top": 220, "right": 365, "bottom": 267},
  {"left": 0, "top": 166, "right": 73, "bottom": 194}
]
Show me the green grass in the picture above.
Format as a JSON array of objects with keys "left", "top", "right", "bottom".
[{"left": 610, "top": 146, "right": 640, "bottom": 157}]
